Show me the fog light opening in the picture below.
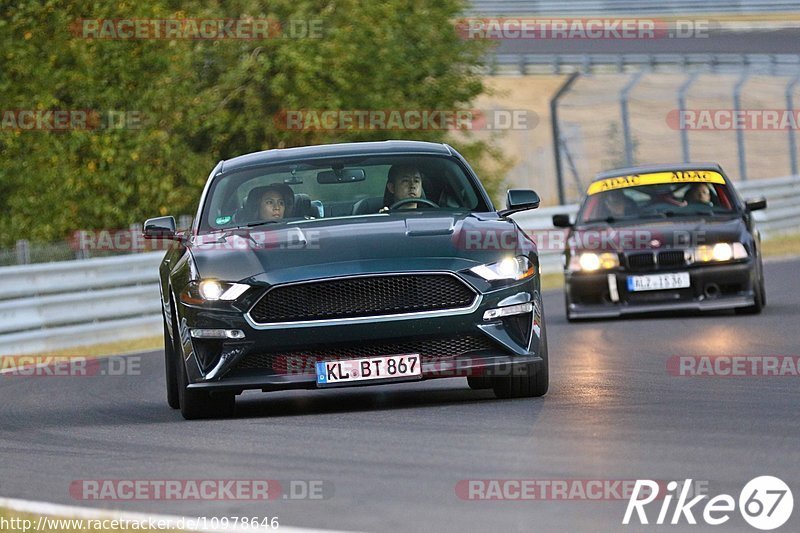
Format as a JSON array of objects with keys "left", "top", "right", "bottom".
[{"left": 704, "top": 283, "right": 720, "bottom": 299}]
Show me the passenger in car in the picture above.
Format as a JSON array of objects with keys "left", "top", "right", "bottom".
[
  {"left": 600, "top": 190, "right": 634, "bottom": 218},
  {"left": 246, "top": 183, "right": 295, "bottom": 221}
]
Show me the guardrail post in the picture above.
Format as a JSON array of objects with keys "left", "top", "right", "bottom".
[
  {"left": 550, "top": 72, "right": 581, "bottom": 205},
  {"left": 620, "top": 70, "right": 647, "bottom": 167},
  {"left": 678, "top": 71, "right": 701, "bottom": 163},
  {"left": 786, "top": 73, "right": 800, "bottom": 176},
  {"left": 129, "top": 223, "right": 143, "bottom": 254},
  {"left": 733, "top": 69, "right": 751, "bottom": 181},
  {"left": 15, "top": 240, "right": 30, "bottom": 265}
]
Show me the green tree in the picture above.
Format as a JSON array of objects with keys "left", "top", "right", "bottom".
[{"left": 0, "top": 0, "right": 505, "bottom": 246}]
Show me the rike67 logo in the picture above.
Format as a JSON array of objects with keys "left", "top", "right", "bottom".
[{"left": 624, "top": 477, "right": 793, "bottom": 530}]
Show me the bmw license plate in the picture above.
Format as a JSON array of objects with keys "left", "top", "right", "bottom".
[
  {"left": 627, "top": 272, "right": 690, "bottom": 292},
  {"left": 316, "top": 354, "right": 422, "bottom": 387}
]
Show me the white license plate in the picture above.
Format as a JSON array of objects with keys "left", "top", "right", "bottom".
[
  {"left": 316, "top": 354, "right": 422, "bottom": 387},
  {"left": 627, "top": 272, "right": 690, "bottom": 292}
]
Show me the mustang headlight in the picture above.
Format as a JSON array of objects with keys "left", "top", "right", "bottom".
[
  {"left": 569, "top": 252, "right": 619, "bottom": 272},
  {"left": 181, "top": 280, "right": 250, "bottom": 304},
  {"left": 470, "top": 256, "right": 535, "bottom": 281},
  {"left": 199, "top": 280, "right": 224, "bottom": 300},
  {"left": 692, "top": 243, "right": 747, "bottom": 263}
]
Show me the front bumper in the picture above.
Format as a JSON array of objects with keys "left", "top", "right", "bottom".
[
  {"left": 175, "top": 275, "right": 545, "bottom": 392},
  {"left": 565, "top": 260, "right": 756, "bottom": 318},
  {"left": 187, "top": 354, "right": 543, "bottom": 392}
]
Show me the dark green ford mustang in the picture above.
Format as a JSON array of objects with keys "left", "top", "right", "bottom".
[{"left": 145, "top": 141, "right": 548, "bottom": 419}]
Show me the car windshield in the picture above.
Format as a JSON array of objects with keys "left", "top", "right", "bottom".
[
  {"left": 199, "top": 154, "right": 487, "bottom": 232},
  {"left": 578, "top": 174, "right": 738, "bottom": 224}
]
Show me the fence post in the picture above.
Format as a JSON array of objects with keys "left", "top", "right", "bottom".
[
  {"left": 733, "top": 70, "right": 751, "bottom": 181},
  {"left": 621, "top": 70, "right": 647, "bottom": 167},
  {"left": 786, "top": 73, "right": 800, "bottom": 176},
  {"left": 75, "top": 230, "right": 90, "bottom": 260},
  {"left": 550, "top": 72, "right": 581, "bottom": 205},
  {"left": 678, "top": 71, "right": 701, "bottom": 163},
  {"left": 15, "top": 240, "right": 30, "bottom": 265}
]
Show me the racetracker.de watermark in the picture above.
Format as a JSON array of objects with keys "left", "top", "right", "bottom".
[
  {"left": 273, "top": 109, "right": 537, "bottom": 131},
  {"left": 69, "top": 479, "right": 332, "bottom": 500},
  {"left": 456, "top": 479, "right": 709, "bottom": 501},
  {"left": 0, "top": 110, "right": 145, "bottom": 131},
  {"left": 667, "top": 355, "right": 800, "bottom": 377},
  {"left": 71, "top": 228, "right": 321, "bottom": 252},
  {"left": 455, "top": 18, "right": 710, "bottom": 40},
  {"left": 70, "top": 18, "right": 324, "bottom": 39},
  {"left": 667, "top": 109, "right": 800, "bottom": 130},
  {"left": 0, "top": 356, "right": 140, "bottom": 377},
  {"left": 272, "top": 355, "right": 540, "bottom": 378}
]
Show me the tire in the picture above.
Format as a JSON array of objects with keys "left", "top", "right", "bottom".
[
  {"left": 492, "top": 323, "right": 549, "bottom": 399},
  {"left": 177, "top": 350, "right": 235, "bottom": 420},
  {"left": 163, "top": 313, "right": 180, "bottom": 410},
  {"left": 565, "top": 293, "right": 576, "bottom": 323},
  {"left": 735, "top": 260, "right": 764, "bottom": 315},
  {"left": 172, "top": 303, "right": 235, "bottom": 420}
]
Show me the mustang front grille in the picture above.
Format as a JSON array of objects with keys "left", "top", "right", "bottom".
[
  {"left": 234, "top": 335, "right": 498, "bottom": 373},
  {"left": 248, "top": 274, "right": 476, "bottom": 324}
]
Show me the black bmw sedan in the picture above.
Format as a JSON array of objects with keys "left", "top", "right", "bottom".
[
  {"left": 553, "top": 163, "right": 767, "bottom": 321},
  {"left": 145, "top": 141, "right": 548, "bottom": 419}
]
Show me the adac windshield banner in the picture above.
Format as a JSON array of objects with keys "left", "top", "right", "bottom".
[{"left": 587, "top": 170, "right": 726, "bottom": 195}]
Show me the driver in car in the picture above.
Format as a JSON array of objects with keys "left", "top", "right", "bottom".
[
  {"left": 382, "top": 164, "right": 425, "bottom": 210},
  {"left": 684, "top": 183, "right": 713, "bottom": 206}
]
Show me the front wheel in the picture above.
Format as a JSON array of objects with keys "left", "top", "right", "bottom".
[
  {"left": 735, "top": 260, "right": 765, "bottom": 315},
  {"left": 172, "top": 303, "right": 235, "bottom": 420},
  {"left": 492, "top": 324, "right": 549, "bottom": 399},
  {"left": 177, "top": 352, "right": 235, "bottom": 420},
  {"left": 163, "top": 314, "right": 180, "bottom": 410}
]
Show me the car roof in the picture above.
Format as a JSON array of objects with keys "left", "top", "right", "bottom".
[
  {"left": 219, "top": 140, "right": 454, "bottom": 173},
  {"left": 592, "top": 163, "right": 727, "bottom": 182}
]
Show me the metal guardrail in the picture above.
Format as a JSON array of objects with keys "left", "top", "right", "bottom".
[
  {"left": 0, "top": 253, "right": 164, "bottom": 355},
  {"left": 489, "top": 53, "right": 800, "bottom": 76},
  {"left": 0, "top": 174, "right": 797, "bottom": 355}
]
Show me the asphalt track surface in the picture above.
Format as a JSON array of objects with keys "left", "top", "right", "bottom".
[
  {"left": 1, "top": 257, "right": 799, "bottom": 532},
  {"left": 493, "top": 29, "right": 800, "bottom": 55}
]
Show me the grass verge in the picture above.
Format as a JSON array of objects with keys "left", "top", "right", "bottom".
[{"left": 761, "top": 232, "right": 800, "bottom": 258}]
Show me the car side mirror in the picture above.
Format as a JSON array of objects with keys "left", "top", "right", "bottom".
[
  {"left": 143, "top": 216, "right": 177, "bottom": 240},
  {"left": 499, "top": 189, "right": 540, "bottom": 216},
  {"left": 745, "top": 197, "right": 767, "bottom": 212},
  {"left": 552, "top": 214, "right": 573, "bottom": 228}
]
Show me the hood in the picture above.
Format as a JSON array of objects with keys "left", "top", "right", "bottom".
[
  {"left": 189, "top": 213, "right": 532, "bottom": 285},
  {"left": 570, "top": 216, "right": 747, "bottom": 253}
]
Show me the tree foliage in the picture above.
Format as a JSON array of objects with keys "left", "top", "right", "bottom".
[{"left": 0, "top": 0, "right": 507, "bottom": 245}]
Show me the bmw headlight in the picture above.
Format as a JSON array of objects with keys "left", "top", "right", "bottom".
[
  {"left": 180, "top": 280, "right": 250, "bottom": 304},
  {"left": 568, "top": 252, "right": 619, "bottom": 272},
  {"left": 470, "top": 256, "right": 535, "bottom": 281},
  {"left": 692, "top": 243, "right": 747, "bottom": 263}
]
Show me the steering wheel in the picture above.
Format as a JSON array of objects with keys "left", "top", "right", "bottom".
[{"left": 389, "top": 198, "right": 439, "bottom": 210}]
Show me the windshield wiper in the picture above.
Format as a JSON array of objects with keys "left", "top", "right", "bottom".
[
  {"left": 581, "top": 215, "right": 638, "bottom": 224},
  {"left": 234, "top": 220, "right": 281, "bottom": 230}
]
